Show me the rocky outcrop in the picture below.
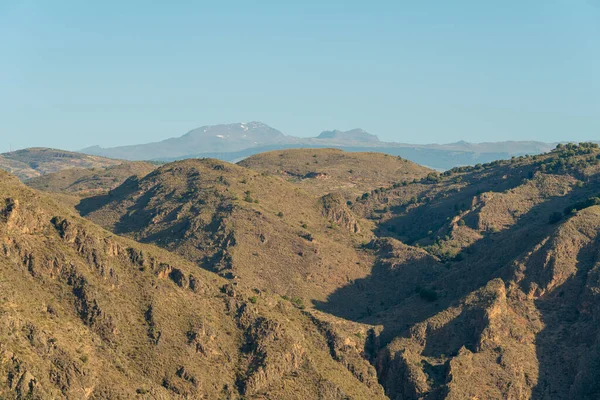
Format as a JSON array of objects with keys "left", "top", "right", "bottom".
[{"left": 321, "top": 193, "right": 360, "bottom": 233}]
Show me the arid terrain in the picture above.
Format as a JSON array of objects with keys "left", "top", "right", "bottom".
[
  {"left": 26, "top": 162, "right": 157, "bottom": 197},
  {"left": 2, "top": 143, "right": 600, "bottom": 399},
  {"left": 0, "top": 148, "right": 126, "bottom": 181}
]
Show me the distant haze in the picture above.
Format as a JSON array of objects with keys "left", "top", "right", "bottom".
[
  {"left": 1, "top": 1, "right": 598, "bottom": 152},
  {"left": 80, "top": 122, "right": 564, "bottom": 170}
]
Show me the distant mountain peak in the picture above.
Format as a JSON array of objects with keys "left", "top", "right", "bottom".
[
  {"left": 316, "top": 129, "right": 380, "bottom": 143},
  {"left": 79, "top": 122, "right": 559, "bottom": 169},
  {"left": 183, "top": 121, "right": 285, "bottom": 140}
]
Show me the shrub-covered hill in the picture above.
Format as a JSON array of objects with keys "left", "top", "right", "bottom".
[
  {"left": 76, "top": 158, "right": 378, "bottom": 302},
  {"left": 0, "top": 168, "right": 386, "bottom": 399},
  {"left": 315, "top": 142, "right": 600, "bottom": 399},
  {"left": 34, "top": 143, "right": 600, "bottom": 399},
  {"left": 26, "top": 161, "right": 156, "bottom": 197},
  {"left": 0, "top": 148, "right": 124, "bottom": 181},
  {"left": 238, "top": 148, "right": 432, "bottom": 199}
]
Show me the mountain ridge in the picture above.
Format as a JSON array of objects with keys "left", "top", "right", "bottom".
[
  {"left": 0, "top": 148, "right": 123, "bottom": 181},
  {"left": 80, "top": 122, "right": 561, "bottom": 170},
  {"left": 4, "top": 143, "right": 600, "bottom": 398},
  {"left": 77, "top": 142, "right": 600, "bottom": 399},
  {"left": 0, "top": 167, "right": 387, "bottom": 399}
]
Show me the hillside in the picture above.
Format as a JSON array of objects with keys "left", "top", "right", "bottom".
[
  {"left": 6, "top": 143, "right": 600, "bottom": 399},
  {"left": 73, "top": 143, "right": 600, "bottom": 398},
  {"left": 76, "top": 158, "right": 379, "bottom": 302},
  {"left": 238, "top": 148, "right": 431, "bottom": 199},
  {"left": 0, "top": 148, "right": 123, "bottom": 181},
  {"left": 0, "top": 168, "right": 386, "bottom": 399},
  {"left": 316, "top": 142, "right": 600, "bottom": 399},
  {"left": 75, "top": 144, "right": 600, "bottom": 399},
  {"left": 26, "top": 161, "right": 156, "bottom": 197}
]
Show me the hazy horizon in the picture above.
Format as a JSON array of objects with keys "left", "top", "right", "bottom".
[
  {"left": 3, "top": 119, "right": 595, "bottom": 154},
  {"left": 1, "top": 1, "right": 598, "bottom": 153}
]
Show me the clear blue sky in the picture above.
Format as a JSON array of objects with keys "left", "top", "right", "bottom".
[{"left": 1, "top": 1, "right": 598, "bottom": 152}]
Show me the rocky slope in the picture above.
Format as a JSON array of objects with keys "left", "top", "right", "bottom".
[
  {"left": 5, "top": 143, "right": 600, "bottom": 399},
  {"left": 76, "top": 157, "right": 381, "bottom": 302},
  {"left": 0, "top": 148, "right": 123, "bottom": 181},
  {"left": 26, "top": 161, "right": 156, "bottom": 197},
  {"left": 0, "top": 169, "right": 385, "bottom": 399},
  {"left": 320, "top": 142, "right": 600, "bottom": 399}
]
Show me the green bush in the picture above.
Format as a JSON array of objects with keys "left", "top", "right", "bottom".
[
  {"left": 290, "top": 297, "right": 305, "bottom": 309},
  {"left": 425, "top": 172, "right": 441, "bottom": 183},
  {"left": 416, "top": 286, "right": 438, "bottom": 302},
  {"left": 548, "top": 212, "right": 563, "bottom": 224},
  {"left": 564, "top": 196, "right": 600, "bottom": 215}
]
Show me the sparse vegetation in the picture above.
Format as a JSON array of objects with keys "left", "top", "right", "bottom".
[
  {"left": 6, "top": 144, "right": 600, "bottom": 400},
  {"left": 290, "top": 297, "right": 305, "bottom": 309}
]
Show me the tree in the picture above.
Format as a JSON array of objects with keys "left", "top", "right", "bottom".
[{"left": 548, "top": 212, "right": 562, "bottom": 224}]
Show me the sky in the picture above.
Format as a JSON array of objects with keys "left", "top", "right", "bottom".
[{"left": 0, "top": 1, "right": 598, "bottom": 152}]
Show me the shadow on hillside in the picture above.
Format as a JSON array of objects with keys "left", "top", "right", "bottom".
[
  {"left": 531, "top": 234, "right": 600, "bottom": 399},
  {"left": 76, "top": 176, "right": 178, "bottom": 240},
  {"left": 373, "top": 162, "right": 537, "bottom": 244},
  {"left": 315, "top": 181, "right": 594, "bottom": 347},
  {"left": 76, "top": 176, "right": 142, "bottom": 218}
]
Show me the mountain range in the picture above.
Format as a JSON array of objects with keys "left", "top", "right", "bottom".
[
  {"left": 2, "top": 142, "right": 600, "bottom": 398},
  {"left": 81, "top": 122, "right": 560, "bottom": 170}
]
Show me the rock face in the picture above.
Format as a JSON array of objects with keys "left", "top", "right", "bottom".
[
  {"left": 368, "top": 206, "right": 600, "bottom": 400},
  {"left": 321, "top": 193, "right": 361, "bottom": 233}
]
